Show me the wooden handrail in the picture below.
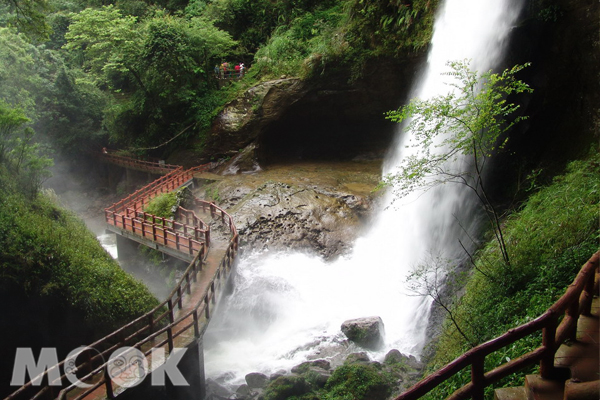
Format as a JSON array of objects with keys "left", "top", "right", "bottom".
[
  {"left": 99, "top": 150, "right": 181, "bottom": 174},
  {"left": 395, "top": 251, "right": 599, "bottom": 400}
]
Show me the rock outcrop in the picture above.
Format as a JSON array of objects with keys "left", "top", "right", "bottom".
[
  {"left": 214, "top": 349, "right": 425, "bottom": 400},
  {"left": 199, "top": 56, "right": 425, "bottom": 165},
  {"left": 194, "top": 160, "right": 380, "bottom": 260},
  {"left": 205, "top": 78, "right": 309, "bottom": 158}
]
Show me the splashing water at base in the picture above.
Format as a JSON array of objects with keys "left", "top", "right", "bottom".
[
  {"left": 204, "top": 0, "right": 524, "bottom": 387},
  {"left": 98, "top": 233, "right": 118, "bottom": 259}
]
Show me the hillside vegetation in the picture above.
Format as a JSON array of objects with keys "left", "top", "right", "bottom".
[
  {"left": 420, "top": 149, "right": 599, "bottom": 398},
  {"left": 0, "top": 0, "right": 439, "bottom": 161},
  {"left": 0, "top": 172, "right": 158, "bottom": 328}
]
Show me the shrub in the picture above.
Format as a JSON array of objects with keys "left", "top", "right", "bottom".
[
  {"left": 144, "top": 192, "right": 178, "bottom": 219},
  {"left": 323, "top": 364, "right": 393, "bottom": 400}
]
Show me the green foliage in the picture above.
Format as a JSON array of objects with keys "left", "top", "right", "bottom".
[
  {"left": 384, "top": 60, "right": 532, "bottom": 199},
  {"left": 262, "top": 375, "right": 312, "bottom": 400},
  {"left": 0, "top": 26, "right": 107, "bottom": 159},
  {"left": 0, "top": 27, "right": 40, "bottom": 113},
  {"left": 1, "top": 0, "right": 51, "bottom": 40},
  {"left": 0, "top": 170, "right": 158, "bottom": 329},
  {"left": 252, "top": 3, "right": 346, "bottom": 79},
  {"left": 63, "top": 5, "right": 141, "bottom": 86},
  {"left": 63, "top": 6, "right": 237, "bottom": 150},
  {"left": 202, "top": 0, "right": 334, "bottom": 55},
  {"left": 422, "top": 150, "right": 600, "bottom": 398},
  {"left": 0, "top": 101, "right": 53, "bottom": 198},
  {"left": 345, "top": 0, "right": 439, "bottom": 58},
  {"left": 144, "top": 192, "right": 178, "bottom": 219},
  {"left": 42, "top": 66, "right": 108, "bottom": 154},
  {"left": 323, "top": 364, "right": 393, "bottom": 400}
]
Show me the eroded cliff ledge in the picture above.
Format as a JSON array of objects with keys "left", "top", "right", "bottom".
[{"left": 200, "top": 55, "right": 426, "bottom": 167}]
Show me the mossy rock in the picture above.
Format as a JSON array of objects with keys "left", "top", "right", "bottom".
[
  {"left": 262, "top": 375, "right": 311, "bottom": 400},
  {"left": 325, "top": 363, "right": 393, "bottom": 400}
]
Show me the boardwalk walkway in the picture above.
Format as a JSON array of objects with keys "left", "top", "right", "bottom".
[{"left": 6, "top": 153, "right": 238, "bottom": 400}]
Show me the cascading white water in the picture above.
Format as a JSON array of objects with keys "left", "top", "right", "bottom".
[{"left": 204, "top": 0, "right": 523, "bottom": 387}]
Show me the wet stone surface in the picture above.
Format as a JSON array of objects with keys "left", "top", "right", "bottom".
[{"left": 194, "top": 160, "right": 382, "bottom": 260}]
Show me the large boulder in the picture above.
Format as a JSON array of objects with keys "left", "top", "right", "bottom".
[
  {"left": 245, "top": 372, "right": 269, "bottom": 388},
  {"left": 341, "top": 317, "right": 385, "bottom": 350}
]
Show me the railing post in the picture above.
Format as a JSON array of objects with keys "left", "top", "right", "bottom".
[
  {"left": 581, "top": 272, "right": 595, "bottom": 316},
  {"left": 204, "top": 296, "right": 210, "bottom": 319},
  {"left": 104, "top": 365, "right": 115, "bottom": 399},
  {"left": 168, "top": 299, "right": 175, "bottom": 323},
  {"left": 211, "top": 282, "right": 216, "bottom": 304},
  {"left": 193, "top": 310, "right": 200, "bottom": 337},
  {"left": 177, "top": 286, "right": 183, "bottom": 309},
  {"left": 186, "top": 274, "right": 192, "bottom": 295},
  {"left": 471, "top": 355, "right": 485, "bottom": 400},
  {"left": 167, "top": 327, "right": 174, "bottom": 353},
  {"left": 540, "top": 313, "right": 557, "bottom": 379},
  {"left": 566, "top": 300, "right": 579, "bottom": 342}
]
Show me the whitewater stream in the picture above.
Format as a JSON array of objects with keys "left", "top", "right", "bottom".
[{"left": 202, "top": 0, "right": 525, "bottom": 388}]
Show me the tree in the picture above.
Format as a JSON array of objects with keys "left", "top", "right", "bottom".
[
  {"left": 2, "top": 0, "right": 51, "bottom": 41},
  {"left": 0, "top": 101, "right": 52, "bottom": 198},
  {"left": 63, "top": 7, "right": 237, "bottom": 149},
  {"left": 406, "top": 252, "right": 475, "bottom": 347},
  {"left": 384, "top": 60, "right": 532, "bottom": 267},
  {"left": 63, "top": 5, "right": 143, "bottom": 88}
]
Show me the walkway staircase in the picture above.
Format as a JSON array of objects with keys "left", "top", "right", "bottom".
[
  {"left": 5, "top": 152, "right": 239, "bottom": 400},
  {"left": 394, "top": 252, "right": 599, "bottom": 400},
  {"left": 494, "top": 298, "right": 599, "bottom": 400}
]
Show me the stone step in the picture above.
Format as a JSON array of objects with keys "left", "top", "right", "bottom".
[
  {"left": 564, "top": 379, "right": 600, "bottom": 400},
  {"left": 495, "top": 386, "right": 527, "bottom": 400},
  {"left": 524, "top": 374, "right": 565, "bottom": 400}
]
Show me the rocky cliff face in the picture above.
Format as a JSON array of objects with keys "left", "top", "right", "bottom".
[
  {"left": 493, "top": 0, "right": 599, "bottom": 186},
  {"left": 202, "top": 55, "right": 426, "bottom": 169}
]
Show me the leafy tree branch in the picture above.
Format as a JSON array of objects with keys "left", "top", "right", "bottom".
[{"left": 383, "top": 60, "right": 532, "bottom": 267}]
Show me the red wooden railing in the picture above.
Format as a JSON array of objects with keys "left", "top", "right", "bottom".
[
  {"left": 395, "top": 251, "right": 599, "bottom": 400},
  {"left": 5, "top": 152, "right": 238, "bottom": 400},
  {"left": 6, "top": 202, "right": 239, "bottom": 400},
  {"left": 100, "top": 150, "right": 180, "bottom": 175},
  {"left": 105, "top": 165, "right": 211, "bottom": 216},
  {"left": 104, "top": 163, "right": 213, "bottom": 258}
]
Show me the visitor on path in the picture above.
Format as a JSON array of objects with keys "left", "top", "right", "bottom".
[{"left": 222, "top": 62, "right": 229, "bottom": 78}]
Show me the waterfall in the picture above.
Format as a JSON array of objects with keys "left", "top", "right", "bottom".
[{"left": 204, "top": 0, "right": 523, "bottom": 387}]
